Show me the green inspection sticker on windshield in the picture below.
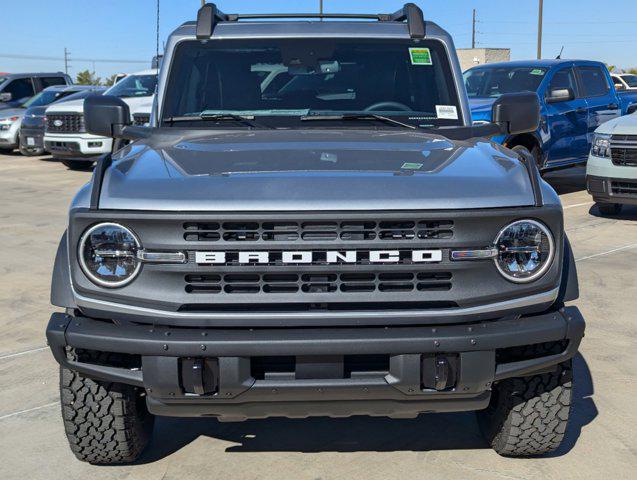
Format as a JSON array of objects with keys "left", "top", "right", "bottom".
[
  {"left": 409, "top": 48, "right": 432, "bottom": 65},
  {"left": 401, "top": 162, "right": 423, "bottom": 170},
  {"left": 530, "top": 69, "right": 545, "bottom": 75}
]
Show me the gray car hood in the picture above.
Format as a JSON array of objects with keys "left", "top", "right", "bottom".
[{"left": 98, "top": 129, "right": 535, "bottom": 211}]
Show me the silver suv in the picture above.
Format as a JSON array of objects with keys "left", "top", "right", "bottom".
[{"left": 46, "top": 3, "right": 585, "bottom": 464}]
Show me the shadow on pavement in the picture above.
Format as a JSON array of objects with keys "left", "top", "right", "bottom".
[
  {"left": 588, "top": 203, "right": 637, "bottom": 220},
  {"left": 543, "top": 166, "right": 587, "bottom": 195},
  {"left": 135, "top": 353, "right": 596, "bottom": 462}
]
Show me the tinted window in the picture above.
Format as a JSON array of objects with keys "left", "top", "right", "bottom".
[
  {"left": 4, "top": 78, "right": 35, "bottom": 100},
  {"left": 621, "top": 74, "right": 637, "bottom": 88},
  {"left": 163, "top": 38, "right": 462, "bottom": 127},
  {"left": 40, "top": 76, "right": 67, "bottom": 88},
  {"left": 548, "top": 68, "right": 578, "bottom": 97},
  {"left": 577, "top": 66, "right": 609, "bottom": 97},
  {"left": 464, "top": 67, "right": 547, "bottom": 98}
]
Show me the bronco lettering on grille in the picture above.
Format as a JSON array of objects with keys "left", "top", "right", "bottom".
[{"left": 195, "top": 250, "right": 443, "bottom": 265}]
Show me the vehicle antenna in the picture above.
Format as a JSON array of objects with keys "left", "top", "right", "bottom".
[
  {"left": 154, "top": 0, "right": 160, "bottom": 126},
  {"left": 556, "top": 46, "right": 564, "bottom": 60}
]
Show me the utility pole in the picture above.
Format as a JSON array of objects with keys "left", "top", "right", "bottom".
[
  {"left": 537, "top": 0, "right": 543, "bottom": 59},
  {"left": 320, "top": 0, "right": 323, "bottom": 15},
  {"left": 64, "top": 48, "right": 70, "bottom": 75},
  {"left": 471, "top": 9, "right": 476, "bottom": 49}
]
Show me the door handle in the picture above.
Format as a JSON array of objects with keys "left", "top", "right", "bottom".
[{"left": 607, "top": 103, "right": 619, "bottom": 110}]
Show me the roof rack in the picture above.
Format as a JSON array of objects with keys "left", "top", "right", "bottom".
[{"left": 196, "top": 2, "right": 425, "bottom": 40}]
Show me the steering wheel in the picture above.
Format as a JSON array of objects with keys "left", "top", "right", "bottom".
[{"left": 364, "top": 101, "right": 412, "bottom": 112}]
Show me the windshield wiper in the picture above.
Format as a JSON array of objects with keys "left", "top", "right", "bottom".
[
  {"left": 163, "top": 113, "right": 272, "bottom": 129},
  {"left": 301, "top": 113, "right": 417, "bottom": 130}
]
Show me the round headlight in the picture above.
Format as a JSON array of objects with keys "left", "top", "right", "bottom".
[
  {"left": 494, "top": 220, "right": 554, "bottom": 283},
  {"left": 78, "top": 223, "right": 141, "bottom": 287}
]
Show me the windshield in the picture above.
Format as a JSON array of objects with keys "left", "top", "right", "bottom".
[
  {"left": 622, "top": 74, "right": 637, "bottom": 88},
  {"left": 464, "top": 66, "right": 547, "bottom": 98},
  {"left": 106, "top": 74, "right": 157, "bottom": 98},
  {"left": 22, "top": 89, "right": 76, "bottom": 108},
  {"left": 162, "top": 38, "right": 462, "bottom": 128}
]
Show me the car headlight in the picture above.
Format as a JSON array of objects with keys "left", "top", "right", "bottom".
[
  {"left": 591, "top": 133, "right": 611, "bottom": 158},
  {"left": 0, "top": 116, "right": 18, "bottom": 131},
  {"left": 78, "top": 223, "right": 141, "bottom": 287},
  {"left": 494, "top": 220, "right": 555, "bottom": 283}
]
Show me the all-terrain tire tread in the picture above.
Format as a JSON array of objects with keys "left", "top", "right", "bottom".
[
  {"left": 478, "top": 353, "right": 572, "bottom": 457},
  {"left": 59, "top": 349, "right": 153, "bottom": 464}
]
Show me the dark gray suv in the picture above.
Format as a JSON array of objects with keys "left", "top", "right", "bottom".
[
  {"left": 0, "top": 72, "right": 71, "bottom": 110},
  {"left": 46, "top": 3, "right": 585, "bottom": 464}
]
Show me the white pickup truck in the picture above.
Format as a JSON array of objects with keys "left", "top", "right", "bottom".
[
  {"left": 43, "top": 69, "right": 156, "bottom": 169},
  {"left": 587, "top": 112, "right": 637, "bottom": 214}
]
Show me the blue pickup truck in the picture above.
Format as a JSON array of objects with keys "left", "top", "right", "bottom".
[{"left": 464, "top": 59, "right": 637, "bottom": 170}]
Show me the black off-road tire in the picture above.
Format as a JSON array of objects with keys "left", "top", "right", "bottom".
[
  {"left": 596, "top": 202, "right": 622, "bottom": 216},
  {"left": 60, "top": 350, "right": 154, "bottom": 464},
  {"left": 477, "top": 359, "right": 572, "bottom": 457}
]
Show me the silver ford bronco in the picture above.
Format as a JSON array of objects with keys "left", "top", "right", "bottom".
[{"left": 47, "top": 3, "right": 585, "bottom": 464}]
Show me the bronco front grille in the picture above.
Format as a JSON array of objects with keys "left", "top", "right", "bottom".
[
  {"left": 611, "top": 134, "right": 637, "bottom": 167},
  {"left": 185, "top": 271, "right": 453, "bottom": 295},
  {"left": 183, "top": 220, "right": 454, "bottom": 243},
  {"left": 46, "top": 113, "right": 85, "bottom": 133}
]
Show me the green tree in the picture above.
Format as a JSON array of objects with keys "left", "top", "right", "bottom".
[
  {"left": 104, "top": 74, "right": 119, "bottom": 87},
  {"left": 629, "top": 68, "right": 637, "bottom": 75},
  {"left": 75, "top": 70, "right": 101, "bottom": 86}
]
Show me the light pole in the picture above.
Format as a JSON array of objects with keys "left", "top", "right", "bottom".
[{"left": 537, "top": 0, "right": 543, "bottom": 59}]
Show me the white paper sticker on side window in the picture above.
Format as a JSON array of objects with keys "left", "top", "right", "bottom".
[{"left": 435, "top": 105, "right": 458, "bottom": 120}]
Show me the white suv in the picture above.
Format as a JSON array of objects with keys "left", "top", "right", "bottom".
[
  {"left": 44, "top": 69, "right": 156, "bottom": 169},
  {"left": 587, "top": 112, "right": 637, "bottom": 215}
]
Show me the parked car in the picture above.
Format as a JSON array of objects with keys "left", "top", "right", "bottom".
[
  {"left": 0, "top": 84, "right": 98, "bottom": 154},
  {"left": 611, "top": 73, "right": 637, "bottom": 92},
  {"left": 46, "top": 2, "right": 585, "bottom": 464},
  {"left": 43, "top": 69, "right": 157, "bottom": 169},
  {"left": 586, "top": 110, "right": 637, "bottom": 214},
  {"left": 19, "top": 86, "right": 107, "bottom": 156},
  {"left": 0, "top": 72, "right": 72, "bottom": 110},
  {"left": 465, "top": 60, "right": 637, "bottom": 171}
]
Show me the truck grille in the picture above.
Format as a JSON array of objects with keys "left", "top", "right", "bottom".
[
  {"left": 184, "top": 220, "right": 454, "bottom": 243},
  {"left": 133, "top": 113, "right": 150, "bottom": 126},
  {"left": 185, "top": 271, "right": 453, "bottom": 295},
  {"left": 611, "top": 134, "right": 637, "bottom": 167},
  {"left": 46, "top": 113, "right": 85, "bottom": 133},
  {"left": 611, "top": 181, "right": 637, "bottom": 197}
]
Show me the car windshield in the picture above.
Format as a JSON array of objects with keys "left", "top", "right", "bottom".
[
  {"left": 464, "top": 66, "right": 547, "bottom": 98},
  {"left": 622, "top": 74, "right": 637, "bottom": 88},
  {"left": 106, "top": 74, "right": 157, "bottom": 98},
  {"left": 23, "top": 89, "right": 75, "bottom": 108},
  {"left": 162, "top": 38, "right": 462, "bottom": 128}
]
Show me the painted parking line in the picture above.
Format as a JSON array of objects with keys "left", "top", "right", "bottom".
[
  {"left": 563, "top": 201, "right": 594, "bottom": 210},
  {"left": 0, "top": 402, "right": 59, "bottom": 421},
  {"left": 0, "top": 346, "right": 48, "bottom": 361},
  {"left": 576, "top": 243, "right": 637, "bottom": 262}
]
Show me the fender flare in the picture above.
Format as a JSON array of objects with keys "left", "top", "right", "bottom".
[
  {"left": 51, "top": 231, "right": 77, "bottom": 309},
  {"left": 556, "top": 234, "right": 579, "bottom": 305}
]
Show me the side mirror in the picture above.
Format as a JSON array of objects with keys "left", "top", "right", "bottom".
[
  {"left": 84, "top": 95, "right": 130, "bottom": 138},
  {"left": 627, "top": 104, "right": 637, "bottom": 115},
  {"left": 492, "top": 92, "right": 540, "bottom": 135},
  {"left": 0, "top": 92, "right": 12, "bottom": 102},
  {"left": 546, "top": 87, "right": 574, "bottom": 103}
]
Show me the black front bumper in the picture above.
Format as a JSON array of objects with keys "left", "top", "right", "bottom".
[
  {"left": 47, "top": 307, "right": 585, "bottom": 420},
  {"left": 587, "top": 174, "right": 637, "bottom": 206},
  {"left": 19, "top": 128, "right": 44, "bottom": 150}
]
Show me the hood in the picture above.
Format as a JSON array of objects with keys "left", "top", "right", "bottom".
[
  {"left": 0, "top": 107, "right": 25, "bottom": 120},
  {"left": 46, "top": 98, "right": 83, "bottom": 113},
  {"left": 596, "top": 111, "right": 637, "bottom": 134},
  {"left": 468, "top": 98, "right": 496, "bottom": 122},
  {"left": 98, "top": 129, "right": 536, "bottom": 211}
]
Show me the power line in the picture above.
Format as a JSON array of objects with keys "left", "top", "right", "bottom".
[{"left": 0, "top": 53, "right": 147, "bottom": 64}]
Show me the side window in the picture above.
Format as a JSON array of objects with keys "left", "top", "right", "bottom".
[
  {"left": 547, "top": 68, "right": 578, "bottom": 97},
  {"left": 4, "top": 78, "right": 35, "bottom": 100},
  {"left": 40, "top": 76, "right": 67, "bottom": 88},
  {"left": 577, "top": 66, "right": 610, "bottom": 97}
]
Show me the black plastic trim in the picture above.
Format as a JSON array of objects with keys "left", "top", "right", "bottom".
[{"left": 89, "top": 153, "right": 112, "bottom": 210}]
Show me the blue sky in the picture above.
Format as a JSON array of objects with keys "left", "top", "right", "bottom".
[{"left": 1, "top": 0, "right": 636, "bottom": 79}]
